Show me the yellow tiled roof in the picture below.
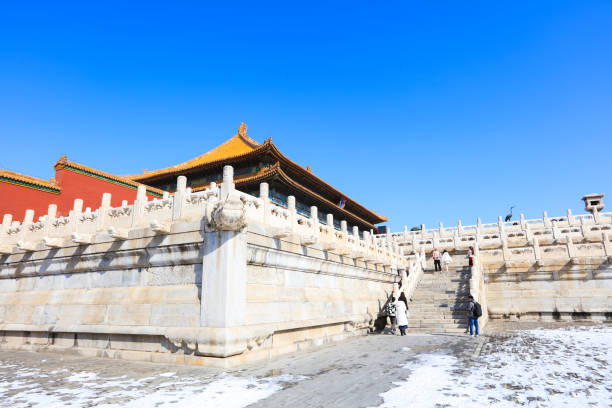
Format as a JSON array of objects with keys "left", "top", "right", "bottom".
[
  {"left": 129, "top": 122, "right": 260, "bottom": 181},
  {"left": 0, "top": 168, "right": 60, "bottom": 191},
  {"left": 126, "top": 122, "right": 387, "bottom": 224}
]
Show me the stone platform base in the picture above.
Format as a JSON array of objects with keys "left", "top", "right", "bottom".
[{"left": 0, "top": 322, "right": 365, "bottom": 368}]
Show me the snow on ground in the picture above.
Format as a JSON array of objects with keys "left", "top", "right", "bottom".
[
  {"left": 377, "top": 325, "right": 612, "bottom": 407},
  {"left": 0, "top": 362, "right": 306, "bottom": 408}
]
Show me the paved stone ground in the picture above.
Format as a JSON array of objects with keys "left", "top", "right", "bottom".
[{"left": 0, "top": 322, "right": 609, "bottom": 407}]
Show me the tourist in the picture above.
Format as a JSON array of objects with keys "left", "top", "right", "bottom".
[
  {"left": 432, "top": 247, "right": 442, "bottom": 271},
  {"left": 396, "top": 292, "right": 409, "bottom": 336},
  {"left": 441, "top": 250, "right": 453, "bottom": 271},
  {"left": 385, "top": 296, "right": 397, "bottom": 335},
  {"left": 467, "top": 246, "right": 474, "bottom": 267},
  {"left": 467, "top": 295, "right": 482, "bottom": 336}
]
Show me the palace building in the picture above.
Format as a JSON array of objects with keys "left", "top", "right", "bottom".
[
  {"left": 1, "top": 123, "right": 386, "bottom": 231},
  {"left": 128, "top": 123, "right": 387, "bottom": 232}
]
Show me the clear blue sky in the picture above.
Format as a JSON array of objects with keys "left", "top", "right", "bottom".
[{"left": 1, "top": 1, "right": 610, "bottom": 231}]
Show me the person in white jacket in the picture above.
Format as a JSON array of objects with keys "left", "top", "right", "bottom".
[
  {"left": 395, "top": 292, "right": 410, "bottom": 336},
  {"left": 441, "top": 250, "right": 453, "bottom": 271}
]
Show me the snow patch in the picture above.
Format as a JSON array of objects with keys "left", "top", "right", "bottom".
[
  {"left": 376, "top": 325, "right": 612, "bottom": 408},
  {"left": 66, "top": 372, "right": 98, "bottom": 382}
]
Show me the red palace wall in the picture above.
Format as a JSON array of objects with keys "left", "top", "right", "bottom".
[
  {"left": 54, "top": 168, "right": 160, "bottom": 217},
  {"left": 1, "top": 169, "right": 162, "bottom": 222},
  {"left": 0, "top": 182, "right": 61, "bottom": 222}
]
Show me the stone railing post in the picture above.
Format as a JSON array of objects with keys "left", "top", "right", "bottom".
[
  {"left": 97, "top": 193, "right": 111, "bottom": 231},
  {"left": 477, "top": 218, "right": 482, "bottom": 235},
  {"left": 566, "top": 235, "right": 576, "bottom": 260},
  {"left": 501, "top": 234, "right": 511, "bottom": 262},
  {"left": 287, "top": 196, "right": 297, "bottom": 235},
  {"left": 399, "top": 267, "right": 408, "bottom": 289},
  {"left": 525, "top": 222, "right": 532, "bottom": 243},
  {"left": 220, "top": 165, "right": 235, "bottom": 200},
  {"left": 202, "top": 164, "right": 247, "bottom": 331},
  {"left": 420, "top": 246, "right": 426, "bottom": 268},
  {"left": 497, "top": 216, "right": 505, "bottom": 235},
  {"left": 71, "top": 199, "right": 83, "bottom": 231},
  {"left": 533, "top": 237, "right": 541, "bottom": 265},
  {"left": 363, "top": 230, "right": 371, "bottom": 256},
  {"left": 520, "top": 213, "right": 526, "bottom": 230},
  {"left": 457, "top": 219, "right": 463, "bottom": 236},
  {"left": 593, "top": 207, "right": 601, "bottom": 224},
  {"left": 403, "top": 225, "right": 408, "bottom": 240},
  {"left": 259, "top": 183, "right": 269, "bottom": 224},
  {"left": 552, "top": 220, "right": 561, "bottom": 241},
  {"left": 439, "top": 222, "right": 444, "bottom": 237},
  {"left": 1, "top": 214, "right": 12, "bottom": 237},
  {"left": 432, "top": 230, "right": 440, "bottom": 249},
  {"left": 567, "top": 208, "right": 576, "bottom": 226},
  {"left": 543, "top": 211, "right": 551, "bottom": 228},
  {"left": 311, "top": 206, "right": 319, "bottom": 238},
  {"left": 132, "top": 185, "right": 147, "bottom": 227},
  {"left": 19, "top": 209, "right": 35, "bottom": 243},
  {"left": 326, "top": 214, "right": 334, "bottom": 232},
  {"left": 44, "top": 204, "right": 57, "bottom": 235},
  {"left": 341, "top": 220, "right": 349, "bottom": 245},
  {"left": 172, "top": 176, "right": 187, "bottom": 220},
  {"left": 420, "top": 224, "right": 426, "bottom": 238}
]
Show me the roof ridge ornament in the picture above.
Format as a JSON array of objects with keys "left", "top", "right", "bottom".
[
  {"left": 54, "top": 155, "right": 69, "bottom": 170},
  {"left": 238, "top": 122, "right": 247, "bottom": 137}
]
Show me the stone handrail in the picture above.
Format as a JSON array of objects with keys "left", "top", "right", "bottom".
[
  {"left": 0, "top": 166, "right": 407, "bottom": 270},
  {"left": 378, "top": 209, "right": 611, "bottom": 245},
  {"left": 377, "top": 210, "right": 612, "bottom": 261},
  {"left": 397, "top": 248, "right": 425, "bottom": 301}
]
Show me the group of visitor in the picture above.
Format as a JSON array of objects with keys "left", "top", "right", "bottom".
[
  {"left": 432, "top": 248, "right": 454, "bottom": 271},
  {"left": 385, "top": 293, "right": 410, "bottom": 336},
  {"left": 385, "top": 246, "right": 481, "bottom": 336},
  {"left": 432, "top": 246, "right": 474, "bottom": 271},
  {"left": 385, "top": 294, "right": 481, "bottom": 336}
]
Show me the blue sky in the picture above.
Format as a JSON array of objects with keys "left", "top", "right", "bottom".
[{"left": 1, "top": 1, "right": 610, "bottom": 230}]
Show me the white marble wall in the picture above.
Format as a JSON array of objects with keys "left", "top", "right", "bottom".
[{"left": 0, "top": 166, "right": 405, "bottom": 366}]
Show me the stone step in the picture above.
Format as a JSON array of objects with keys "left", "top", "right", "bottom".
[
  {"left": 409, "top": 303, "right": 469, "bottom": 308},
  {"left": 407, "top": 323, "right": 466, "bottom": 329},
  {"left": 410, "top": 313, "right": 467, "bottom": 319},
  {"left": 408, "top": 308, "right": 468, "bottom": 314},
  {"left": 404, "top": 327, "right": 468, "bottom": 334},
  {"left": 444, "top": 328, "right": 469, "bottom": 333},
  {"left": 412, "top": 289, "right": 469, "bottom": 294},
  {"left": 408, "top": 318, "right": 465, "bottom": 325},
  {"left": 411, "top": 295, "right": 469, "bottom": 301}
]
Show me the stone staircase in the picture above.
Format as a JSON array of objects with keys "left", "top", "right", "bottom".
[{"left": 406, "top": 266, "right": 471, "bottom": 333}]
